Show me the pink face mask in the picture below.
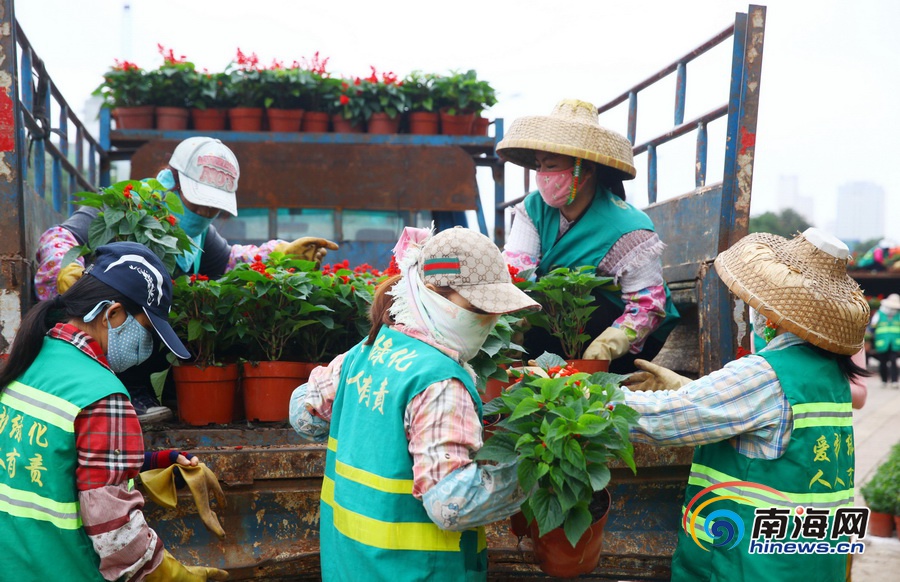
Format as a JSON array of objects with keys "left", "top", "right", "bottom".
[{"left": 536, "top": 168, "right": 575, "bottom": 208}]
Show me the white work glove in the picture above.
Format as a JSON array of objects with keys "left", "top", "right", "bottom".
[
  {"left": 582, "top": 327, "right": 631, "bottom": 361},
  {"left": 623, "top": 359, "right": 692, "bottom": 392}
]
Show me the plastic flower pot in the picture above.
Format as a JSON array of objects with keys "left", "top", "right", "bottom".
[
  {"left": 228, "top": 107, "right": 264, "bottom": 131},
  {"left": 408, "top": 111, "right": 440, "bottom": 135},
  {"left": 869, "top": 511, "right": 894, "bottom": 537},
  {"left": 173, "top": 363, "right": 238, "bottom": 426},
  {"left": 155, "top": 106, "right": 190, "bottom": 130},
  {"left": 112, "top": 106, "right": 155, "bottom": 129},
  {"left": 367, "top": 112, "right": 400, "bottom": 134},
  {"left": 267, "top": 108, "right": 305, "bottom": 132},
  {"left": 331, "top": 114, "right": 364, "bottom": 134},
  {"left": 191, "top": 108, "right": 227, "bottom": 131},
  {"left": 301, "top": 111, "right": 330, "bottom": 132},
  {"left": 242, "top": 361, "right": 318, "bottom": 422},
  {"left": 509, "top": 511, "right": 530, "bottom": 538},
  {"left": 439, "top": 109, "right": 475, "bottom": 135},
  {"left": 471, "top": 116, "right": 490, "bottom": 136},
  {"left": 530, "top": 488, "right": 611, "bottom": 578}
]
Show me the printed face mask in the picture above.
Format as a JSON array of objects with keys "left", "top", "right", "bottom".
[
  {"left": 106, "top": 308, "right": 154, "bottom": 373},
  {"left": 536, "top": 168, "right": 575, "bottom": 208},
  {"left": 420, "top": 287, "right": 500, "bottom": 363}
]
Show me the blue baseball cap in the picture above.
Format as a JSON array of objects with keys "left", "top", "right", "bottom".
[{"left": 84, "top": 242, "right": 190, "bottom": 359}]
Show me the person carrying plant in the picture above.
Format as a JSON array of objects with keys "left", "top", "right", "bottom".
[
  {"left": 868, "top": 292, "right": 900, "bottom": 388},
  {"left": 34, "top": 136, "right": 339, "bottom": 423},
  {"left": 623, "top": 228, "right": 870, "bottom": 581},
  {"left": 496, "top": 99, "right": 679, "bottom": 373},
  {"left": 289, "top": 226, "right": 540, "bottom": 581},
  {"left": 0, "top": 242, "right": 227, "bottom": 582}
]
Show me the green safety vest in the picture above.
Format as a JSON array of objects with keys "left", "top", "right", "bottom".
[
  {"left": 670, "top": 344, "right": 855, "bottom": 582},
  {"left": 0, "top": 337, "right": 127, "bottom": 581},
  {"left": 524, "top": 186, "right": 680, "bottom": 339},
  {"left": 873, "top": 311, "right": 900, "bottom": 353},
  {"left": 320, "top": 327, "right": 487, "bottom": 582}
]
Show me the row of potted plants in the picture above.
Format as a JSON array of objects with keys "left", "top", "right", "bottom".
[
  {"left": 860, "top": 441, "right": 900, "bottom": 538},
  {"left": 97, "top": 45, "right": 497, "bottom": 134}
]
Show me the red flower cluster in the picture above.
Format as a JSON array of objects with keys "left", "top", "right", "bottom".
[
  {"left": 508, "top": 264, "right": 525, "bottom": 284},
  {"left": 234, "top": 48, "right": 261, "bottom": 71},
  {"left": 157, "top": 44, "right": 188, "bottom": 65},
  {"left": 366, "top": 66, "right": 400, "bottom": 86},
  {"left": 188, "top": 274, "right": 209, "bottom": 284},
  {"left": 547, "top": 363, "right": 580, "bottom": 377},
  {"left": 165, "top": 215, "right": 176, "bottom": 226},
  {"left": 353, "top": 263, "right": 382, "bottom": 277},
  {"left": 321, "top": 259, "right": 351, "bottom": 276},
  {"left": 383, "top": 255, "right": 401, "bottom": 277},
  {"left": 112, "top": 59, "right": 140, "bottom": 72},
  {"left": 300, "top": 51, "right": 330, "bottom": 76},
  {"left": 250, "top": 255, "right": 273, "bottom": 279},
  {"left": 123, "top": 184, "right": 133, "bottom": 199}
]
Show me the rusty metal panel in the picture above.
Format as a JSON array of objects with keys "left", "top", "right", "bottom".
[{"left": 130, "top": 141, "right": 478, "bottom": 212}]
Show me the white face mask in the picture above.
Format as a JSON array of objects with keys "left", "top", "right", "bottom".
[
  {"left": 752, "top": 309, "right": 768, "bottom": 340},
  {"left": 419, "top": 287, "right": 500, "bottom": 362}
]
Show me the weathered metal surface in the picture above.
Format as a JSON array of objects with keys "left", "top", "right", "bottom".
[{"left": 130, "top": 141, "right": 480, "bottom": 212}]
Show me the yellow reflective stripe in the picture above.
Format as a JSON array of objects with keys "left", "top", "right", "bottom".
[
  {"left": 794, "top": 416, "right": 853, "bottom": 429},
  {"left": 328, "top": 436, "right": 337, "bottom": 452},
  {"left": 793, "top": 403, "right": 852, "bottom": 414},
  {"left": 322, "top": 476, "right": 463, "bottom": 552},
  {"left": 1, "top": 381, "right": 79, "bottom": 432},
  {"left": 0, "top": 483, "right": 81, "bottom": 530},
  {"left": 681, "top": 506, "right": 714, "bottom": 543},
  {"left": 792, "top": 402, "right": 853, "bottom": 429},
  {"left": 335, "top": 460, "right": 413, "bottom": 494},
  {"left": 689, "top": 464, "right": 854, "bottom": 507}
]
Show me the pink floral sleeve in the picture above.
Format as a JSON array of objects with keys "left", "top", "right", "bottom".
[
  {"left": 34, "top": 226, "right": 83, "bottom": 301},
  {"left": 225, "top": 239, "right": 283, "bottom": 272},
  {"left": 614, "top": 284, "right": 668, "bottom": 353}
]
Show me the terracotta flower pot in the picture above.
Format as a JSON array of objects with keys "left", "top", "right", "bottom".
[
  {"left": 439, "top": 109, "right": 475, "bottom": 136},
  {"left": 228, "top": 107, "right": 264, "bottom": 131},
  {"left": 471, "top": 115, "right": 490, "bottom": 136},
  {"left": 331, "top": 114, "right": 364, "bottom": 134},
  {"left": 301, "top": 111, "right": 330, "bottom": 132},
  {"left": 509, "top": 511, "right": 530, "bottom": 538},
  {"left": 566, "top": 359, "right": 610, "bottom": 374},
  {"left": 894, "top": 515, "right": 900, "bottom": 541},
  {"left": 155, "top": 106, "right": 190, "bottom": 130},
  {"left": 173, "top": 363, "right": 238, "bottom": 426},
  {"left": 530, "top": 488, "right": 611, "bottom": 578},
  {"left": 267, "top": 108, "right": 305, "bottom": 132},
  {"left": 367, "top": 112, "right": 401, "bottom": 134},
  {"left": 868, "top": 511, "right": 894, "bottom": 537},
  {"left": 242, "top": 361, "right": 319, "bottom": 422},
  {"left": 408, "top": 111, "right": 440, "bottom": 135},
  {"left": 112, "top": 106, "right": 155, "bottom": 130},
  {"left": 191, "top": 108, "right": 227, "bottom": 131}
]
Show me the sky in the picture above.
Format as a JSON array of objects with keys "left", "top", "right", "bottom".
[{"left": 15, "top": 0, "right": 900, "bottom": 241}]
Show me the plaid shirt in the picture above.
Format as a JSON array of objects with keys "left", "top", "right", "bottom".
[
  {"left": 623, "top": 333, "right": 806, "bottom": 459},
  {"left": 47, "top": 323, "right": 163, "bottom": 580}
]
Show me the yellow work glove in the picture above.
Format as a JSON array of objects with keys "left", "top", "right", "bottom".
[
  {"left": 582, "top": 327, "right": 631, "bottom": 361},
  {"left": 57, "top": 262, "right": 84, "bottom": 294},
  {"left": 145, "top": 550, "right": 229, "bottom": 582},
  {"left": 623, "top": 359, "right": 692, "bottom": 391},
  {"left": 140, "top": 463, "right": 227, "bottom": 539},
  {"left": 273, "top": 237, "right": 339, "bottom": 265}
]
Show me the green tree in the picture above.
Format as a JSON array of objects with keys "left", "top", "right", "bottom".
[{"left": 749, "top": 208, "right": 812, "bottom": 237}]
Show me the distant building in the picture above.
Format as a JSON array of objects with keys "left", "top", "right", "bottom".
[
  {"left": 835, "top": 181, "right": 885, "bottom": 244},
  {"left": 776, "top": 175, "right": 815, "bottom": 223}
]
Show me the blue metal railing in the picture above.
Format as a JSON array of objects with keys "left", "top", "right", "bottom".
[{"left": 16, "top": 20, "right": 108, "bottom": 214}]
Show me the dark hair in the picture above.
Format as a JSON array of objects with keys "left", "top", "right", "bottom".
[
  {"left": 0, "top": 276, "right": 142, "bottom": 389},
  {"left": 809, "top": 344, "right": 871, "bottom": 385},
  {"left": 366, "top": 275, "right": 401, "bottom": 345},
  {"left": 590, "top": 161, "right": 627, "bottom": 200}
]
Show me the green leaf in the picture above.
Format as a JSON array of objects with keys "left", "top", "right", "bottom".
[
  {"left": 564, "top": 439, "right": 587, "bottom": 472},
  {"left": 530, "top": 488, "right": 564, "bottom": 537},
  {"left": 576, "top": 414, "right": 612, "bottom": 437},
  {"left": 474, "top": 432, "right": 518, "bottom": 463},
  {"left": 517, "top": 459, "right": 539, "bottom": 494},
  {"left": 563, "top": 503, "right": 593, "bottom": 547},
  {"left": 509, "top": 397, "right": 542, "bottom": 422},
  {"left": 586, "top": 463, "right": 611, "bottom": 492}
]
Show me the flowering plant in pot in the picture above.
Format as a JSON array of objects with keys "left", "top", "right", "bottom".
[
  {"left": 223, "top": 48, "right": 266, "bottom": 130},
  {"left": 402, "top": 71, "right": 439, "bottom": 134},
  {"left": 476, "top": 352, "right": 639, "bottom": 576},
  {"left": 260, "top": 60, "right": 316, "bottom": 132},
  {"left": 168, "top": 274, "right": 242, "bottom": 424},
  {"left": 359, "top": 67, "right": 409, "bottom": 133},
  {"left": 61, "top": 179, "right": 194, "bottom": 275},
  {"left": 92, "top": 58, "right": 154, "bottom": 128},
  {"left": 188, "top": 71, "right": 230, "bottom": 129},
  {"left": 515, "top": 266, "right": 614, "bottom": 367},
  {"left": 469, "top": 313, "right": 527, "bottom": 398},
  {"left": 860, "top": 444, "right": 900, "bottom": 537},
  {"left": 331, "top": 76, "right": 371, "bottom": 132},
  {"left": 432, "top": 69, "right": 495, "bottom": 134},
  {"left": 148, "top": 45, "right": 195, "bottom": 128}
]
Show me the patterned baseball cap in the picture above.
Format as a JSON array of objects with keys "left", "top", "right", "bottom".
[
  {"left": 418, "top": 227, "right": 540, "bottom": 314},
  {"left": 169, "top": 137, "right": 240, "bottom": 216}
]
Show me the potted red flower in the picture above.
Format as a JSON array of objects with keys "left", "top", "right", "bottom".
[{"left": 92, "top": 59, "right": 154, "bottom": 129}]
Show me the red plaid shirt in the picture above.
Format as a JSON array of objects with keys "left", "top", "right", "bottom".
[{"left": 48, "top": 323, "right": 145, "bottom": 489}]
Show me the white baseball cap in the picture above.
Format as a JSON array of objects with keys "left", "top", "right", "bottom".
[{"left": 168, "top": 137, "right": 240, "bottom": 216}]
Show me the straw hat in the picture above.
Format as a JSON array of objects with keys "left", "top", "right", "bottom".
[
  {"left": 881, "top": 293, "right": 900, "bottom": 310},
  {"left": 714, "top": 228, "right": 870, "bottom": 355},
  {"left": 496, "top": 99, "right": 636, "bottom": 180}
]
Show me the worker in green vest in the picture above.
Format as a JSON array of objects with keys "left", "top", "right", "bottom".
[
  {"left": 0, "top": 242, "right": 226, "bottom": 581},
  {"left": 496, "top": 99, "right": 679, "bottom": 373},
  {"left": 290, "top": 227, "right": 540, "bottom": 581},
  {"left": 623, "top": 228, "right": 870, "bottom": 581},
  {"left": 869, "top": 292, "right": 900, "bottom": 388}
]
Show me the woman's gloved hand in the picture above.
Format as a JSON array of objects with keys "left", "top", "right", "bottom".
[
  {"left": 623, "top": 359, "right": 692, "bottom": 391},
  {"left": 582, "top": 327, "right": 630, "bottom": 361},
  {"left": 57, "top": 262, "right": 84, "bottom": 294},
  {"left": 145, "top": 550, "right": 229, "bottom": 581},
  {"left": 274, "top": 237, "right": 339, "bottom": 265}
]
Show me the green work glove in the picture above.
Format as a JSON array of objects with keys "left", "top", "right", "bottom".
[
  {"left": 145, "top": 550, "right": 229, "bottom": 582},
  {"left": 582, "top": 326, "right": 631, "bottom": 361},
  {"left": 273, "top": 237, "right": 339, "bottom": 265},
  {"left": 623, "top": 359, "right": 692, "bottom": 391}
]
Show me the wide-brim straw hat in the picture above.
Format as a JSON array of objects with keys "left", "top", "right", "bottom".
[
  {"left": 714, "top": 228, "right": 870, "bottom": 355},
  {"left": 496, "top": 99, "right": 636, "bottom": 180}
]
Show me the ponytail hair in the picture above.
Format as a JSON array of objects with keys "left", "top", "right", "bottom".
[
  {"left": 0, "top": 276, "right": 141, "bottom": 390},
  {"left": 366, "top": 275, "right": 401, "bottom": 345}
]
